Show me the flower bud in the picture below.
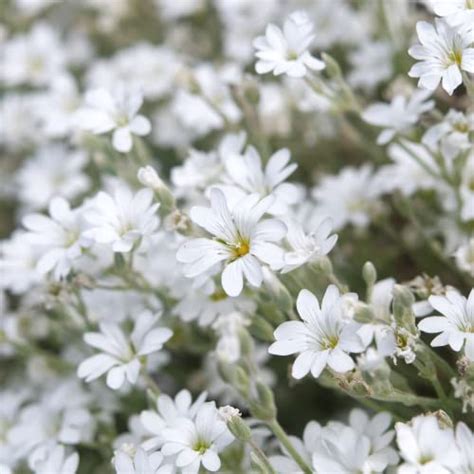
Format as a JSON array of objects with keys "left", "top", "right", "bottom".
[
  {"left": 321, "top": 52, "right": 342, "bottom": 79},
  {"left": 137, "top": 165, "right": 164, "bottom": 190},
  {"left": 353, "top": 302, "right": 375, "bottom": 324},
  {"left": 393, "top": 285, "right": 417, "bottom": 334},
  {"left": 249, "top": 316, "right": 275, "bottom": 342},
  {"left": 362, "top": 261, "right": 377, "bottom": 289},
  {"left": 219, "top": 406, "right": 252, "bottom": 441},
  {"left": 249, "top": 382, "right": 277, "bottom": 421}
]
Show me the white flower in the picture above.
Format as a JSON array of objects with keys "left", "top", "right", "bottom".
[
  {"left": 455, "top": 422, "right": 474, "bottom": 473},
  {"left": 17, "top": 145, "right": 90, "bottom": 211},
  {"left": 395, "top": 415, "right": 460, "bottom": 473},
  {"left": 114, "top": 446, "right": 170, "bottom": 474},
  {"left": 281, "top": 218, "right": 338, "bottom": 273},
  {"left": 137, "top": 166, "right": 165, "bottom": 191},
  {"left": 161, "top": 402, "right": 233, "bottom": 474},
  {"left": 460, "top": 152, "right": 474, "bottom": 222},
  {"left": 75, "top": 87, "right": 151, "bottom": 153},
  {"left": 218, "top": 146, "right": 300, "bottom": 215},
  {"left": 23, "top": 197, "right": 88, "bottom": 280},
  {"left": 423, "top": 110, "right": 474, "bottom": 160},
  {"left": 408, "top": 19, "right": 474, "bottom": 95},
  {"left": 269, "top": 286, "right": 365, "bottom": 379},
  {"left": 83, "top": 187, "right": 159, "bottom": 253},
  {"left": 428, "top": 0, "right": 474, "bottom": 30},
  {"left": 418, "top": 289, "right": 474, "bottom": 360},
  {"left": 77, "top": 311, "right": 172, "bottom": 390},
  {"left": 455, "top": 238, "right": 474, "bottom": 277},
  {"left": 140, "top": 389, "right": 208, "bottom": 451},
  {"left": 362, "top": 90, "right": 434, "bottom": 145},
  {"left": 30, "top": 444, "right": 79, "bottom": 474},
  {"left": 312, "top": 165, "right": 382, "bottom": 230},
  {"left": 176, "top": 189, "right": 286, "bottom": 297},
  {"left": 253, "top": 11, "right": 325, "bottom": 78}
]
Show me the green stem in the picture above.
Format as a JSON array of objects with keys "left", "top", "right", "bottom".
[
  {"left": 142, "top": 371, "right": 161, "bottom": 397},
  {"left": 267, "top": 420, "right": 312, "bottom": 474},
  {"left": 248, "top": 439, "right": 277, "bottom": 474}
]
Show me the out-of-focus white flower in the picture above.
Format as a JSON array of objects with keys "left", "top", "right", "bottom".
[
  {"left": 155, "top": 0, "right": 205, "bottom": 20},
  {"left": 86, "top": 44, "right": 180, "bottom": 100},
  {"left": 454, "top": 237, "right": 474, "bottom": 277},
  {"left": 348, "top": 41, "right": 393, "bottom": 92},
  {"left": 375, "top": 140, "right": 439, "bottom": 197},
  {"left": 217, "top": 146, "right": 300, "bottom": 215},
  {"left": 281, "top": 218, "right": 337, "bottom": 273},
  {"left": 428, "top": 0, "right": 474, "bottom": 31},
  {"left": 83, "top": 187, "right": 159, "bottom": 253},
  {"left": 75, "top": 88, "right": 151, "bottom": 153},
  {"left": 140, "top": 389, "right": 207, "bottom": 451},
  {"left": 312, "top": 165, "right": 382, "bottom": 230},
  {"left": 460, "top": 152, "right": 474, "bottom": 222},
  {"left": 253, "top": 11, "right": 325, "bottom": 78},
  {"left": 78, "top": 311, "right": 172, "bottom": 390},
  {"left": 161, "top": 402, "right": 233, "bottom": 474},
  {"left": 137, "top": 166, "right": 165, "bottom": 191},
  {"left": 362, "top": 90, "right": 434, "bottom": 145},
  {"left": 419, "top": 289, "right": 474, "bottom": 360},
  {"left": 269, "top": 286, "right": 365, "bottom": 379},
  {"left": 0, "top": 23, "right": 65, "bottom": 87},
  {"left": 213, "top": 312, "right": 249, "bottom": 363},
  {"left": 423, "top": 110, "right": 474, "bottom": 160},
  {"left": 17, "top": 145, "right": 90, "bottom": 211},
  {"left": 177, "top": 189, "right": 286, "bottom": 297},
  {"left": 408, "top": 19, "right": 474, "bottom": 95},
  {"left": 395, "top": 415, "right": 460, "bottom": 473},
  {"left": 455, "top": 422, "right": 474, "bottom": 472},
  {"left": 113, "top": 446, "right": 170, "bottom": 474},
  {"left": 30, "top": 444, "right": 79, "bottom": 474},
  {"left": 23, "top": 197, "right": 88, "bottom": 280}
]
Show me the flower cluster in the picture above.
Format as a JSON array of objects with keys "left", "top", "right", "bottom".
[{"left": 1, "top": 1, "right": 473, "bottom": 473}]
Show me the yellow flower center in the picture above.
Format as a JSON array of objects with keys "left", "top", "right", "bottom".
[
  {"left": 232, "top": 239, "right": 250, "bottom": 258},
  {"left": 448, "top": 50, "right": 462, "bottom": 66},
  {"left": 210, "top": 290, "right": 227, "bottom": 302},
  {"left": 322, "top": 335, "right": 339, "bottom": 350}
]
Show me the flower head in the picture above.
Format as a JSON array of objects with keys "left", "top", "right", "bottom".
[
  {"left": 408, "top": 19, "right": 474, "bottom": 95},
  {"left": 253, "top": 11, "right": 325, "bottom": 78},
  {"left": 418, "top": 289, "right": 474, "bottom": 360},
  {"left": 77, "top": 311, "right": 172, "bottom": 390},
  {"left": 269, "top": 285, "right": 365, "bottom": 379},
  {"left": 177, "top": 189, "right": 286, "bottom": 297}
]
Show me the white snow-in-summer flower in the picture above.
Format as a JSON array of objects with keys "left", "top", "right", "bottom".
[
  {"left": 30, "top": 444, "right": 79, "bottom": 474},
  {"left": 281, "top": 218, "right": 338, "bottom": 273},
  {"left": 455, "top": 421, "right": 474, "bottom": 473},
  {"left": 75, "top": 87, "right": 151, "bottom": 153},
  {"left": 362, "top": 89, "right": 434, "bottom": 145},
  {"left": 428, "top": 0, "right": 474, "bottom": 30},
  {"left": 395, "top": 415, "right": 460, "bottom": 473},
  {"left": 17, "top": 145, "right": 90, "bottom": 211},
  {"left": 161, "top": 402, "right": 233, "bottom": 474},
  {"left": 408, "top": 19, "right": 474, "bottom": 95},
  {"left": 23, "top": 197, "right": 89, "bottom": 280},
  {"left": 217, "top": 146, "right": 301, "bottom": 215},
  {"left": 253, "top": 11, "right": 325, "bottom": 78},
  {"left": 418, "top": 289, "right": 474, "bottom": 360},
  {"left": 140, "top": 389, "right": 208, "bottom": 451},
  {"left": 269, "top": 285, "right": 365, "bottom": 379},
  {"left": 83, "top": 186, "right": 159, "bottom": 253},
  {"left": 177, "top": 189, "right": 286, "bottom": 297},
  {"left": 77, "top": 311, "right": 172, "bottom": 390},
  {"left": 113, "top": 446, "right": 170, "bottom": 474}
]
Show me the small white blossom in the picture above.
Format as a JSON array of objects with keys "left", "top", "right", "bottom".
[
  {"left": 177, "top": 189, "right": 286, "bottom": 297},
  {"left": 253, "top": 11, "right": 325, "bottom": 78},
  {"left": 30, "top": 444, "right": 79, "bottom": 474},
  {"left": 419, "top": 289, "right": 474, "bottom": 360},
  {"left": 23, "top": 197, "right": 88, "bottom": 280},
  {"left": 269, "top": 286, "right": 365, "bottom": 379},
  {"left": 77, "top": 311, "right": 172, "bottom": 390},
  {"left": 408, "top": 19, "right": 474, "bottom": 95},
  {"left": 362, "top": 90, "right": 434, "bottom": 145},
  {"left": 161, "top": 402, "right": 233, "bottom": 474},
  {"left": 83, "top": 187, "right": 159, "bottom": 253},
  {"left": 75, "top": 87, "right": 151, "bottom": 153},
  {"left": 113, "top": 446, "right": 170, "bottom": 474},
  {"left": 395, "top": 415, "right": 460, "bottom": 473},
  {"left": 281, "top": 218, "right": 338, "bottom": 273},
  {"left": 454, "top": 238, "right": 474, "bottom": 277}
]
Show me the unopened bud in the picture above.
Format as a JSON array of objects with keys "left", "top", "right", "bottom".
[
  {"left": 238, "top": 328, "right": 254, "bottom": 356},
  {"left": 249, "top": 382, "right": 277, "bottom": 421},
  {"left": 137, "top": 166, "right": 175, "bottom": 213},
  {"left": 219, "top": 406, "right": 252, "bottom": 441},
  {"left": 431, "top": 410, "right": 453, "bottom": 429},
  {"left": 362, "top": 262, "right": 377, "bottom": 289},
  {"left": 321, "top": 52, "right": 342, "bottom": 79},
  {"left": 249, "top": 316, "right": 275, "bottom": 342},
  {"left": 262, "top": 268, "right": 293, "bottom": 314},
  {"left": 235, "top": 367, "right": 250, "bottom": 397},
  {"left": 393, "top": 285, "right": 417, "bottom": 333}
]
